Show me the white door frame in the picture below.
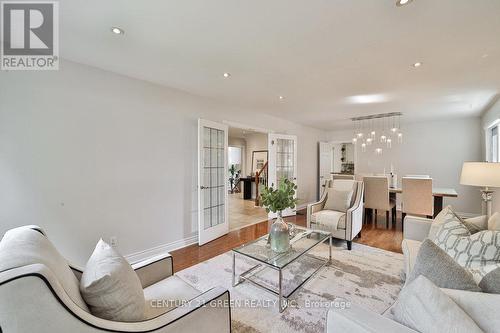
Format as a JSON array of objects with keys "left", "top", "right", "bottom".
[
  {"left": 198, "top": 119, "right": 229, "bottom": 245},
  {"left": 318, "top": 141, "right": 334, "bottom": 199},
  {"left": 268, "top": 133, "right": 298, "bottom": 219}
]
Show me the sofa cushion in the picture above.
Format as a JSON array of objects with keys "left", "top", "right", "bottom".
[
  {"left": 311, "top": 210, "right": 346, "bottom": 230},
  {"left": 0, "top": 226, "right": 89, "bottom": 311},
  {"left": 479, "top": 267, "right": 500, "bottom": 294},
  {"left": 442, "top": 288, "right": 500, "bottom": 333},
  {"left": 463, "top": 215, "right": 488, "bottom": 234},
  {"left": 401, "top": 239, "right": 421, "bottom": 283},
  {"left": 408, "top": 239, "right": 480, "bottom": 292},
  {"left": 392, "top": 276, "right": 483, "bottom": 333},
  {"left": 434, "top": 217, "right": 500, "bottom": 285},
  {"left": 323, "top": 179, "right": 355, "bottom": 213},
  {"left": 143, "top": 275, "right": 200, "bottom": 319},
  {"left": 80, "top": 239, "right": 145, "bottom": 322}
]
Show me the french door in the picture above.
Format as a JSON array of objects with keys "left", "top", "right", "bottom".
[
  {"left": 318, "top": 142, "right": 333, "bottom": 199},
  {"left": 268, "top": 133, "right": 298, "bottom": 219},
  {"left": 198, "top": 119, "right": 229, "bottom": 245}
]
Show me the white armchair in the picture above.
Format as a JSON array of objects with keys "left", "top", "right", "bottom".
[
  {"left": 0, "top": 226, "right": 231, "bottom": 333},
  {"left": 307, "top": 180, "right": 364, "bottom": 250}
]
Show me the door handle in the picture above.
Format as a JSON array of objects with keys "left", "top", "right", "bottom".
[{"left": 200, "top": 186, "right": 208, "bottom": 190}]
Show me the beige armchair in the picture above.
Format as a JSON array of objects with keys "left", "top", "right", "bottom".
[
  {"left": 0, "top": 226, "right": 231, "bottom": 333},
  {"left": 364, "top": 176, "right": 396, "bottom": 229},
  {"left": 307, "top": 180, "right": 364, "bottom": 250}
]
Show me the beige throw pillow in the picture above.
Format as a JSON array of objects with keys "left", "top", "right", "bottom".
[
  {"left": 489, "top": 212, "right": 500, "bottom": 231},
  {"left": 392, "top": 276, "right": 483, "bottom": 333},
  {"left": 80, "top": 239, "right": 146, "bottom": 322},
  {"left": 324, "top": 187, "right": 353, "bottom": 213}
]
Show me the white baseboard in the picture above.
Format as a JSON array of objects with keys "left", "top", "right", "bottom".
[
  {"left": 125, "top": 234, "right": 198, "bottom": 263},
  {"left": 126, "top": 203, "right": 314, "bottom": 263}
]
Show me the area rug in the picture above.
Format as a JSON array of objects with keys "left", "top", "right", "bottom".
[{"left": 176, "top": 241, "right": 404, "bottom": 333}]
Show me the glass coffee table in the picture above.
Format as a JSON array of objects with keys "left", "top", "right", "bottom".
[{"left": 232, "top": 227, "right": 332, "bottom": 312}]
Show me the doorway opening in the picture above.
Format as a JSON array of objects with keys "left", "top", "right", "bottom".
[{"left": 227, "top": 126, "right": 269, "bottom": 231}]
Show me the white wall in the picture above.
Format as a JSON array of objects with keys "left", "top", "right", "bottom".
[
  {"left": 228, "top": 136, "right": 246, "bottom": 173},
  {"left": 244, "top": 132, "right": 268, "bottom": 176},
  {"left": 0, "top": 60, "right": 326, "bottom": 265},
  {"left": 329, "top": 117, "right": 483, "bottom": 213},
  {"left": 481, "top": 98, "right": 500, "bottom": 212}
]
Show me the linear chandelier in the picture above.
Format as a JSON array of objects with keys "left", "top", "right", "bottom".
[{"left": 351, "top": 112, "right": 403, "bottom": 155}]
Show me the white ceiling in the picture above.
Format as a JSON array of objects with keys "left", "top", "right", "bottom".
[{"left": 60, "top": 0, "right": 500, "bottom": 130}]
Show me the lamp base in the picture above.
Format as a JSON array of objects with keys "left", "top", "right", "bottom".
[{"left": 480, "top": 188, "right": 494, "bottom": 219}]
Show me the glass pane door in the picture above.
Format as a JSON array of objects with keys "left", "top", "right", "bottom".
[
  {"left": 202, "top": 127, "right": 225, "bottom": 229},
  {"left": 268, "top": 134, "right": 297, "bottom": 218},
  {"left": 198, "top": 119, "right": 228, "bottom": 245},
  {"left": 276, "top": 138, "right": 295, "bottom": 185}
]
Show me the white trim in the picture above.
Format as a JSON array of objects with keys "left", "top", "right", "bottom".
[
  {"left": 125, "top": 235, "right": 198, "bottom": 263},
  {"left": 483, "top": 118, "right": 500, "bottom": 131},
  {"left": 484, "top": 119, "right": 500, "bottom": 162},
  {"left": 222, "top": 120, "right": 272, "bottom": 134}
]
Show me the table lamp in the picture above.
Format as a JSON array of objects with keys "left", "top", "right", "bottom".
[{"left": 460, "top": 162, "right": 500, "bottom": 218}]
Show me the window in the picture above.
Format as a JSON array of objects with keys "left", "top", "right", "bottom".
[{"left": 489, "top": 125, "right": 499, "bottom": 162}]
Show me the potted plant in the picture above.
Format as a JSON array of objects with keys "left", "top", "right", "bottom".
[
  {"left": 260, "top": 178, "right": 299, "bottom": 252},
  {"left": 228, "top": 164, "right": 241, "bottom": 194}
]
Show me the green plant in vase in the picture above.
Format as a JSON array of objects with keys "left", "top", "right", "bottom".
[
  {"left": 228, "top": 164, "right": 241, "bottom": 194},
  {"left": 260, "top": 178, "right": 299, "bottom": 253}
]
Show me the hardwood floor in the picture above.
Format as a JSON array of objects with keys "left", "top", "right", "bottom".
[{"left": 170, "top": 210, "right": 403, "bottom": 272}]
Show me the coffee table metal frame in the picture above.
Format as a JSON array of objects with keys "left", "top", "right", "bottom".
[{"left": 232, "top": 230, "right": 332, "bottom": 312}]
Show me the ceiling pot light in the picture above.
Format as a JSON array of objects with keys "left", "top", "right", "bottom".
[
  {"left": 412, "top": 62, "right": 422, "bottom": 68},
  {"left": 345, "top": 94, "right": 389, "bottom": 104},
  {"left": 396, "top": 0, "right": 413, "bottom": 7},
  {"left": 111, "top": 27, "right": 124, "bottom": 35},
  {"left": 279, "top": 95, "right": 285, "bottom": 101},
  {"left": 223, "top": 72, "right": 231, "bottom": 78}
]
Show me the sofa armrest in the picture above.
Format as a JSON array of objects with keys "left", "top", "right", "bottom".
[
  {"left": 0, "top": 264, "right": 230, "bottom": 333},
  {"left": 132, "top": 253, "right": 174, "bottom": 289},
  {"left": 345, "top": 183, "right": 364, "bottom": 240},
  {"left": 403, "top": 216, "right": 433, "bottom": 242},
  {"left": 327, "top": 304, "right": 417, "bottom": 333},
  {"left": 307, "top": 191, "right": 328, "bottom": 228}
]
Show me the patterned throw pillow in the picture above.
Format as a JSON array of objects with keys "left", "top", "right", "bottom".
[
  {"left": 428, "top": 205, "right": 464, "bottom": 240},
  {"left": 433, "top": 217, "right": 500, "bottom": 286}
]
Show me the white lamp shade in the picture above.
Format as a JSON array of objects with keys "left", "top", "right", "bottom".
[{"left": 460, "top": 162, "right": 500, "bottom": 188}]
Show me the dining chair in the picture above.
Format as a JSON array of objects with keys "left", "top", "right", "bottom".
[
  {"left": 332, "top": 174, "right": 355, "bottom": 180},
  {"left": 363, "top": 176, "right": 396, "bottom": 229},
  {"left": 401, "top": 177, "right": 433, "bottom": 231}
]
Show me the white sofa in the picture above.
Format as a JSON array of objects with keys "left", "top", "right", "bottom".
[
  {"left": 307, "top": 179, "right": 364, "bottom": 250},
  {"left": 327, "top": 216, "right": 500, "bottom": 333},
  {"left": 0, "top": 225, "right": 231, "bottom": 333}
]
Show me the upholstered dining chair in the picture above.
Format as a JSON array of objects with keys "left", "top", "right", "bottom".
[
  {"left": 401, "top": 177, "right": 433, "bottom": 231},
  {"left": 307, "top": 179, "right": 364, "bottom": 250},
  {"left": 363, "top": 176, "right": 396, "bottom": 229}
]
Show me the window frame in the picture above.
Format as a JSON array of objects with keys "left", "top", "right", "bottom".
[{"left": 486, "top": 120, "right": 500, "bottom": 163}]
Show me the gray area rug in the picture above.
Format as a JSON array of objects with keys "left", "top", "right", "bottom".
[{"left": 176, "top": 240, "right": 404, "bottom": 333}]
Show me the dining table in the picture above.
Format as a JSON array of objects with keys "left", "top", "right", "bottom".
[{"left": 388, "top": 187, "right": 458, "bottom": 218}]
